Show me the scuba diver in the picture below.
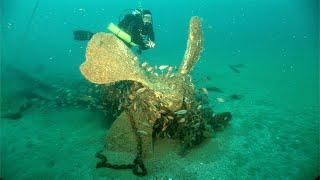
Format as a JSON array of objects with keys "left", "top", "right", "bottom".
[
  {"left": 73, "top": 8, "right": 155, "bottom": 54},
  {"left": 118, "top": 9, "right": 155, "bottom": 54}
]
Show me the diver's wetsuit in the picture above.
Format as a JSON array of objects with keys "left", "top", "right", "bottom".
[{"left": 118, "top": 12, "right": 155, "bottom": 51}]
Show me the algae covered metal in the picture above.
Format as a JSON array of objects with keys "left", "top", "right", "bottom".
[{"left": 79, "top": 16, "right": 230, "bottom": 176}]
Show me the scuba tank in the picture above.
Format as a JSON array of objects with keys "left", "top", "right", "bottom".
[{"left": 107, "top": 23, "right": 137, "bottom": 46}]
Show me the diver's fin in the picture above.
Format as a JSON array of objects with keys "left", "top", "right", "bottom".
[{"left": 73, "top": 30, "right": 94, "bottom": 41}]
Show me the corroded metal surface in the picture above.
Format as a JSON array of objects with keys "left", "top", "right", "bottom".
[
  {"left": 80, "top": 33, "right": 146, "bottom": 85},
  {"left": 79, "top": 16, "right": 204, "bottom": 156},
  {"left": 179, "top": 16, "right": 204, "bottom": 75}
]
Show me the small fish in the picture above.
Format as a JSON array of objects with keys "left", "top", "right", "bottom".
[
  {"left": 216, "top": 97, "right": 225, "bottom": 103},
  {"left": 211, "top": 112, "right": 232, "bottom": 126},
  {"left": 206, "top": 86, "right": 224, "bottom": 93},
  {"left": 1, "top": 112, "right": 22, "bottom": 120},
  {"left": 229, "top": 64, "right": 244, "bottom": 73},
  {"left": 229, "top": 65, "right": 240, "bottom": 73},
  {"left": 231, "top": 64, "right": 245, "bottom": 68},
  {"left": 1, "top": 101, "right": 33, "bottom": 120},
  {"left": 229, "top": 94, "right": 242, "bottom": 100},
  {"left": 146, "top": 67, "right": 153, "bottom": 72},
  {"left": 200, "top": 88, "right": 208, "bottom": 95},
  {"left": 159, "top": 65, "right": 169, "bottom": 70},
  {"left": 174, "top": 109, "right": 187, "bottom": 115},
  {"left": 201, "top": 76, "right": 211, "bottom": 82}
]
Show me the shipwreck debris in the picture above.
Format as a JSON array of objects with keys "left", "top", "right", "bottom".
[{"left": 79, "top": 16, "right": 231, "bottom": 177}]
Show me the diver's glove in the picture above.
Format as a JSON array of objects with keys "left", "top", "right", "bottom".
[
  {"left": 146, "top": 40, "right": 156, "bottom": 48},
  {"left": 145, "top": 39, "right": 155, "bottom": 48}
]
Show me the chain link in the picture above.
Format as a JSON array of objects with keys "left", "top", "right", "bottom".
[{"left": 95, "top": 106, "right": 147, "bottom": 176}]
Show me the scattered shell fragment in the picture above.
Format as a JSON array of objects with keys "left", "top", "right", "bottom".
[
  {"left": 159, "top": 65, "right": 169, "bottom": 70},
  {"left": 133, "top": 103, "right": 137, "bottom": 111},
  {"left": 97, "top": 105, "right": 104, "bottom": 109},
  {"left": 142, "top": 122, "right": 151, "bottom": 128},
  {"left": 160, "top": 109, "right": 167, "bottom": 114},
  {"left": 141, "top": 62, "right": 148, "bottom": 67},
  {"left": 197, "top": 105, "right": 202, "bottom": 110},
  {"left": 216, "top": 97, "right": 225, "bottom": 103},
  {"left": 162, "top": 124, "right": 168, "bottom": 131},
  {"left": 154, "top": 91, "right": 163, "bottom": 99},
  {"left": 146, "top": 67, "right": 153, "bottom": 72},
  {"left": 167, "top": 116, "right": 174, "bottom": 120},
  {"left": 193, "top": 122, "right": 200, "bottom": 128},
  {"left": 174, "top": 109, "right": 187, "bottom": 115},
  {"left": 136, "top": 87, "right": 146, "bottom": 94},
  {"left": 167, "top": 101, "right": 173, "bottom": 108},
  {"left": 129, "top": 94, "right": 135, "bottom": 100},
  {"left": 178, "top": 118, "right": 186, "bottom": 123},
  {"left": 163, "top": 117, "right": 169, "bottom": 123},
  {"left": 155, "top": 112, "right": 162, "bottom": 119},
  {"left": 184, "top": 97, "right": 190, "bottom": 103},
  {"left": 137, "top": 130, "right": 148, "bottom": 136}
]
